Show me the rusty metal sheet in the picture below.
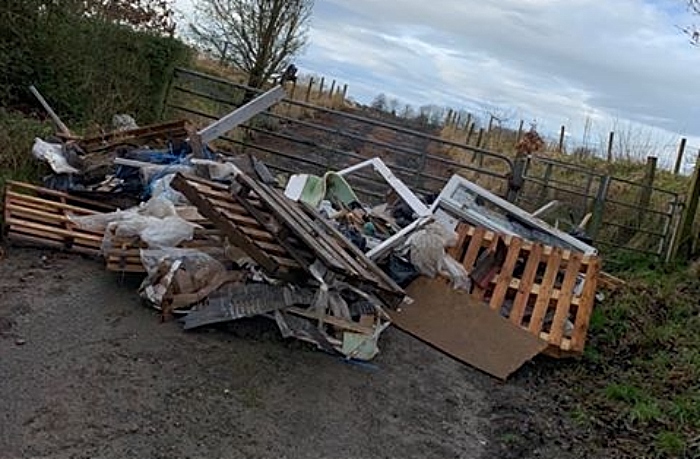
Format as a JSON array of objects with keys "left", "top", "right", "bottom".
[{"left": 390, "top": 277, "right": 548, "bottom": 380}]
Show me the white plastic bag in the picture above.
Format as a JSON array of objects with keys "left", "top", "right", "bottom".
[
  {"left": 407, "top": 222, "right": 470, "bottom": 291},
  {"left": 140, "top": 215, "right": 198, "bottom": 248},
  {"left": 71, "top": 196, "right": 197, "bottom": 251},
  {"left": 407, "top": 222, "right": 456, "bottom": 277},
  {"left": 32, "top": 138, "right": 79, "bottom": 174}
]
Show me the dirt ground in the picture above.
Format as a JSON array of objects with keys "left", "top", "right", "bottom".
[{"left": 0, "top": 248, "right": 594, "bottom": 459}]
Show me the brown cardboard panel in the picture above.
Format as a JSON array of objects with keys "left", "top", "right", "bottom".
[{"left": 390, "top": 277, "right": 548, "bottom": 380}]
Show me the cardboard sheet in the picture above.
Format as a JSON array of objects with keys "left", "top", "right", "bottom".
[{"left": 390, "top": 277, "right": 548, "bottom": 380}]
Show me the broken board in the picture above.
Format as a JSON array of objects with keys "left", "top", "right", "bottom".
[{"left": 390, "top": 277, "right": 548, "bottom": 380}]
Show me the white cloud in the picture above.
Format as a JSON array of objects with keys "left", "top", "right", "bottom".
[
  {"left": 175, "top": 0, "right": 700, "bottom": 168},
  {"left": 297, "top": 0, "right": 700, "bottom": 164}
]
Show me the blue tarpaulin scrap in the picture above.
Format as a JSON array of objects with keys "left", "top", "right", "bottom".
[{"left": 115, "top": 141, "right": 216, "bottom": 199}]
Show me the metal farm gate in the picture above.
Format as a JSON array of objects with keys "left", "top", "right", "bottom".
[
  {"left": 162, "top": 67, "right": 683, "bottom": 260},
  {"left": 517, "top": 156, "right": 682, "bottom": 260},
  {"left": 163, "top": 68, "right": 516, "bottom": 202}
]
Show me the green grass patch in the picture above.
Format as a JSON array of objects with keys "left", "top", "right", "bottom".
[
  {"left": 559, "top": 261, "right": 700, "bottom": 458},
  {"left": 0, "top": 109, "right": 53, "bottom": 190},
  {"left": 655, "top": 431, "right": 687, "bottom": 457}
]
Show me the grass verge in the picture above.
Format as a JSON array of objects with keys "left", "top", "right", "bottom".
[{"left": 559, "top": 257, "right": 700, "bottom": 458}]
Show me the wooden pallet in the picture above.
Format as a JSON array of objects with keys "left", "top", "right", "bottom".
[
  {"left": 449, "top": 222, "right": 601, "bottom": 357},
  {"left": 171, "top": 172, "right": 405, "bottom": 306},
  {"left": 170, "top": 173, "right": 310, "bottom": 281},
  {"left": 104, "top": 236, "right": 229, "bottom": 273},
  {"left": 3, "top": 181, "right": 114, "bottom": 256},
  {"left": 78, "top": 120, "right": 189, "bottom": 153}
]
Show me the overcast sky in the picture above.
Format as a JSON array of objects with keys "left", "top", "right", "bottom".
[{"left": 175, "top": 0, "right": 700, "bottom": 169}]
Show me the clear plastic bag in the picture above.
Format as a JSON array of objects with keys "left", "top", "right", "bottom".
[
  {"left": 150, "top": 174, "right": 188, "bottom": 205},
  {"left": 140, "top": 215, "right": 198, "bottom": 248},
  {"left": 139, "top": 249, "right": 229, "bottom": 311},
  {"left": 71, "top": 197, "right": 196, "bottom": 251},
  {"left": 32, "top": 138, "right": 79, "bottom": 174}
]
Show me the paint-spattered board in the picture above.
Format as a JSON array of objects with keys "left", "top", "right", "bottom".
[{"left": 390, "top": 277, "right": 548, "bottom": 380}]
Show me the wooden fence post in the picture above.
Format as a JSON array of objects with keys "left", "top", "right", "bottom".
[
  {"left": 671, "top": 151, "right": 700, "bottom": 260},
  {"left": 318, "top": 77, "right": 325, "bottom": 97},
  {"left": 674, "top": 137, "right": 687, "bottom": 175},
  {"left": 287, "top": 79, "right": 297, "bottom": 116},
  {"left": 328, "top": 79, "right": 336, "bottom": 103},
  {"left": 464, "top": 113, "right": 473, "bottom": 133},
  {"left": 537, "top": 163, "right": 554, "bottom": 205},
  {"left": 636, "top": 156, "right": 658, "bottom": 228},
  {"left": 341, "top": 84, "right": 348, "bottom": 101},
  {"left": 589, "top": 175, "right": 611, "bottom": 239},
  {"left": 558, "top": 125, "right": 565, "bottom": 153},
  {"left": 607, "top": 131, "right": 615, "bottom": 162},
  {"left": 465, "top": 123, "right": 475, "bottom": 145},
  {"left": 476, "top": 128, "right": 484, "bottom": 148},
  {"left": 516, "top": 120, "right": 524, "bottom": 144},
  {"left": 305, "top": 77, "right": 314, "bottom": 102},
  {"left": 506, "top": 156, "right": 528, "bottom": 203}
]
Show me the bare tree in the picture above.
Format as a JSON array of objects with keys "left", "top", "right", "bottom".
[
  {"left": 680, "top": 1, "right": 700, "bottom": 44},
  {"left": 190, "top": 0, "right": 313, "bottom": 88},
  {"left": 370, "top": 93, "right": 387, "bottom": 112}
]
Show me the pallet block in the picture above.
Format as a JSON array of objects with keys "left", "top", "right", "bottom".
[{"left": 450, "top": 222, "right": 601, "bottom": 357}]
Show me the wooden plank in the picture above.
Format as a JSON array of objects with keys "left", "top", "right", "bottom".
[
  {"left": 299, "top": 202, "right": 403, "bottom": 295},
  {"left": 547, "top": 253, "right": 582, "bottom": 347},
  {"left": 6, "top": 218, "right": 104, "bottom": 243},
  {"left": 235, "top": 176, "right": 346, "bottom": 273},
  {"left": 186, "top": 180, "right": 266, "bottom": 210},
  {"left": 170, "top": 174, "right": 281, "bottom": 275},
  {"left": 241, "top": 180, "right": 341, "bottom": 261},
  {"left": 462, "top": 226, "right": 485, "bottom": 269},
  {"left": 598, "top": 271, "right": 626, "bottom": 290},
  {"left": 501, "top": 278, "right": 580, "bottom": 305},
  {"left": 7, "top": 197, "right": 73, "bottom": 215},
  {"left": 79, "top": 120, "right": 187, "bottom": 152},
  {"left": 286, "top": 307, "right": 374, "bottom": 335},
  {"left": 447, "top": 224, "right": 469, "bottom": 260},
  {"left": 528, "top": 248, "right": 562, "bottom": 334},
  {"left": 9, "top": 226, "right": 102, "bottom": 249},
  {"left": 540, "top": 334, "right": 572, "bottom": 352},
  {"left": 9, "top": 233, "right": 100, "bottom": 257},
  {"left": 207, "top": 197, "right": 263, "bottom": 227},
  {"left": 6, "top": 191, "right": 103, "bottom": 216},
  {"left": 6, "top": 182, "right": 115, "bottom": 211},
  {"left": 6, "top": 204, "right": 100, "bottom": 231},
  {"left": 509, "top": 243, "right": 543, "bottom": 326},
  {"left": 29, "top": 85, "right": 72, "bottom": 136},
  {"left": 570, "top": 257, "right": 601, "bottom": 352},
  {"left": 462, "top": 224, "right": 593, "bottom": 264},
  {"left": 106, "top": 263, "right": 145, "bottom": 273},
  {"left": 489, "top": 238, "right": 522, "bottom": 312}
]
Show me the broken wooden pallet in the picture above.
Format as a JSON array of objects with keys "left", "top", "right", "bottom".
[
  {"left": 449, "top": 222, "right": 601, "bottom": 357},
  {"left": 3, "top": 181, "right": 114, "bottom": 256},
  {"left": 170, "top": 172, "right": 404, "bottom": 306},
  {"left": 170, "top": 173, "right": 309, "bottom": 282},
  {"left": 78, "top": 120, "right": 189, "bottom": 154}
]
